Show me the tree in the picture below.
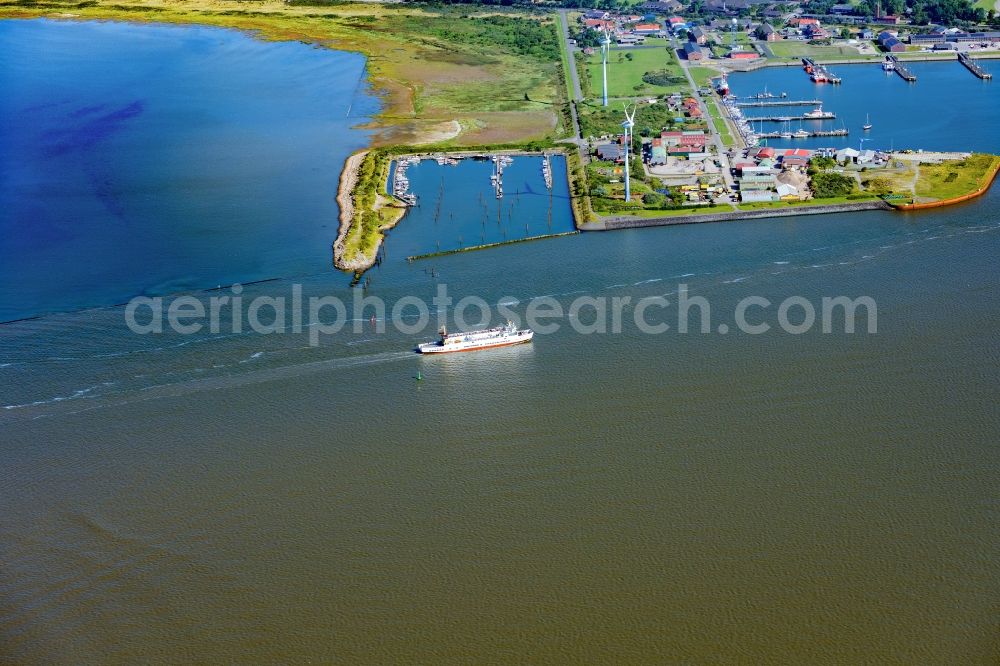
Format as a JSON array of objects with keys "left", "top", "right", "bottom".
[{"left": 643, "top": 191, "right": 666, "bottom": 206}]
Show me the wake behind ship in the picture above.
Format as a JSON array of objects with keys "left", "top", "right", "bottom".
[{"left": 416, "top": 321, "right": 533, "bottom": 354}]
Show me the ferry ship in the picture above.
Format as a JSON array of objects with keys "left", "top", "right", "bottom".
[{"left": 416, "top": 321, "right": 533, "bottom": 354}]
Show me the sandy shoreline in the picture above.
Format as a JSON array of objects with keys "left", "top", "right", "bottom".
[{"left": 332, "top": 150, "right": 369, "bottom": 272}]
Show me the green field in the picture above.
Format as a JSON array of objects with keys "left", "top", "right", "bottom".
[
  {"left": 577, "top": 100, "right": 704, "bottom": 139},
  {"left": 766, "top": 41, "right": 868, "bottom": 60},
  {"left": 555, "top": 11, "right": 576, "bottom": 103},
  {"left": 703, "top": 97, "right": 734, "bottom": 147},
  {"left": 914, "top": 154, "right": 1000, "bottom": 201},
  {"left": 688, "top": 66, "right": 718, "bottom": 87},
  {"left": 583, "top": 46, "right": 688, "bottom": 99}
]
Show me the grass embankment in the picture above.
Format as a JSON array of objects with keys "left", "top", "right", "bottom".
[
  {"left": 0, "top": 0, "right": 565, "bottom": 146},
  {"left": 687, "top": 66, "right": 718, "bottom": 87},
  {"left": 766, "top": 41, "right": 868, "bottom": 60},
  {"left": 912, "top": 154, "right": 1000, "bottom": 202},
  {"left": 336, "top": 150, "right": 404, "bottom": 270},
  {"left": 703, "top": 97, "right": 734, "bottom": 147},
  {"left": 555, "top": 10, "right": 576, "bottom": 103},
  {"left": 736, "top": 195, "right": 878, "bottom": 211},
  {"left": 582, "top": 45, "right": 687, "bottom": 98}
]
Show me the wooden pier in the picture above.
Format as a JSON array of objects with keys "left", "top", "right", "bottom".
[
  {"left": 889, "top": 56, "right": 917, "bottom": 82},
  {"left": 736, "top": 99, "right": 822, "bottom": 108},
  {"left": 959, "top": 52, "right": 992, "bottom": 79}
]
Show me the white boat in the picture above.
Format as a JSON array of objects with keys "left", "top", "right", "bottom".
[
  {"left": 793, "top": 129, "right": 810, "bottom": 139},
  {"left": 803, "top": 106, "right": 834, "bottom": 119},
  {"left": 882, "top": 59, "right": 895, "bottom": 72},
  {"left": 863, "top": 113, "right": 872, "bottom": 131},
  {"left": 416, "top": 321, "right": 533, "bottom": 354}
]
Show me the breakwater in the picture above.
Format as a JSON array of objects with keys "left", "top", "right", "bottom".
[
  {"left": 590, "top": 200, "right": 893, "bottom": 231},
  {"left": 405, "top": 231, "right": 579, "bottom": 261}
]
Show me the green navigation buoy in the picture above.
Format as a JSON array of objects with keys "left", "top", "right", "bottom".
[{"left": 415, "top": 371, "right": 423, "bottom": 381}]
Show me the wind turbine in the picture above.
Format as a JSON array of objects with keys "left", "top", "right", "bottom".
[
  {"left": 622, "top": 104, "right": 636, "bottom": 202},
  {"left": 601, "top": 27, "right": 611, "bottom": 107}
]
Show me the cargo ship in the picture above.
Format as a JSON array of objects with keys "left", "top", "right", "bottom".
[{"left": 416, "top": 321, "right": 533, "bottom": 354}]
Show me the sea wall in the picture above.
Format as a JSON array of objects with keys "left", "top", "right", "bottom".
[{"left": 591, "top": 200, "right": 892, "bottom": 231}]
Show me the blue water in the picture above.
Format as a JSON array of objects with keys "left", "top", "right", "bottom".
[
  {"left": 731, "top": 60, "right": 1000, "bottom": 152},
  {"left": 384, "top": 156, "right": 575, "bottom": 258},
  {"left": 0, "top": 19, "right": 378, "bottom": 322},
  {"left": 1, "top": 27, "right": 999, "bottom": 659}
]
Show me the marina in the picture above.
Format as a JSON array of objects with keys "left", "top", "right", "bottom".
[
  {"left": 728, "top": 59, "right": 998, "bottom": 150},
  {"left": 383, "top": 154, "right": 575, "bottom": 259}
]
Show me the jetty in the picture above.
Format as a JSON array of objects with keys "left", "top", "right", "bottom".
[
  {"left": 958, "top": 52, "right": 992, "bottom": 79},
  {"left": 736, "top": 99, "right": 821, "bottom": 108},
  {"left": 889, "top": 56, "right": 917, "bottom": 82},
  {"left": 802, "top": 58, "right": 842, "bottom": 84},
  {"left": 744, "top": 113, "right": 835, "bottom": 122},
  {"left": 755, "top": 129, "right": 848, "bottom": 139}
]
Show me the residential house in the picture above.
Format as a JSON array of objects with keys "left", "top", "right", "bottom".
[
  {"left": 689, "top": 26, "right": 708, "bottom": 44},
  {"left": 596, "top": 141, "right": 626, "bottom": 163},
  {"left": 788, "top": 17, "right": 820, "bottom": 28},
  {"left": 637, "top": 0, "right": 683, "bottom": 14},
  {"left": 757, "top": 23, "right": 782, "bottom": 41},
  {"left": 683, "top": 41, "right": 706, "bottom": 60},
  {"left": 634, "top": 22, "right": 663, "bottom": 34},
  {"left": 584, "top": 19, "right": 616, "bottom": 31},
  {"left": 805, "top": 24, "right": 829, "bottom": 39}
]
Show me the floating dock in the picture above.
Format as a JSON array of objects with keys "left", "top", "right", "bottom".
[
  {"left": 889, "top": 56, "right": 917, "bottom": 82},
  {"left": 959, "top": 52, "right": 992, "bottom": 79},
  {"left": 755, "top": 129, "right": 849, "bottom": 139},
  {"left": 744, "top": 113, "right": 836, "bottom": 122},
  {"left": 736, "top": 99, "right": 822, "bottom": 108}
]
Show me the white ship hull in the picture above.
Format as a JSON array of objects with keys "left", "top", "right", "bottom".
[{"left": 417, "top": 328, "right": 533, "bottom": 354}]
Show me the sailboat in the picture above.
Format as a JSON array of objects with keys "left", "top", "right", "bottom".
[{"left": 863, "top": 113, "right": 872, "bottom": 131}]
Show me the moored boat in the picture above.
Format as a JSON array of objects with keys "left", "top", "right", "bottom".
[{"left": 417, "top": 321, "right": 533, "bottom": 354}]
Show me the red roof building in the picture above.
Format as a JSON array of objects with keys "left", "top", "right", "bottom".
[
  {"left": 661, "top": 130, "right": 707, "bottom": 154},
  {"left": 729, "top": 50, "right": 759, "bottom": 59}
]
